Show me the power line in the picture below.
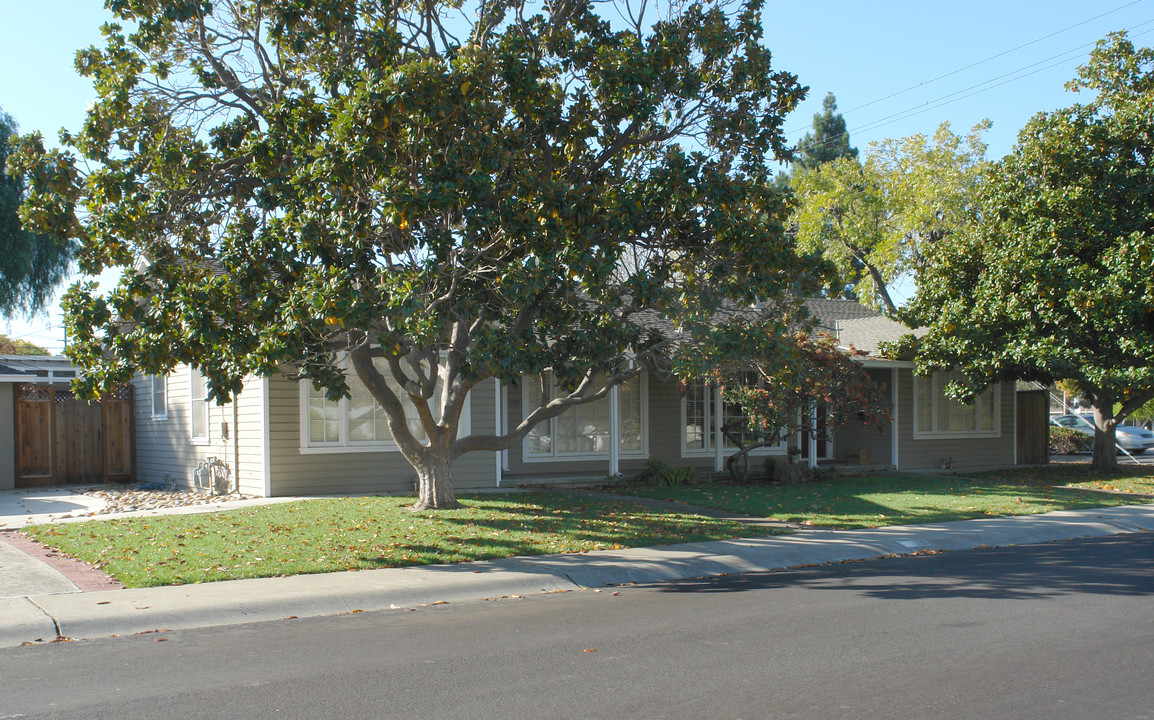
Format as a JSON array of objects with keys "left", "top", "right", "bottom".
[
  {"left": 840, "top": 0, "right": 1145, "bottom": 118},
  {"left": 848, "top": 24, "right": 1154, "bottom": 142},
  {"left": 787, "top": 0, "right": 1149, "bottom": 138}
]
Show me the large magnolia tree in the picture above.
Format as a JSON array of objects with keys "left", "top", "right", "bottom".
[
  {"left": 13, "top": 0, "right": 831, "bottom": 508},
  {"left": 911, "top": 32, "right": 1154, "bottom": 470}
]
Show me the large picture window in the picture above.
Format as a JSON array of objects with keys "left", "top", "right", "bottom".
[
  {"left": 300, "top": 359, "right": 470, "bottom": 452},
  {"left": 523, "top": 374, "right": 648, "bottom": 461},
  {"left": 913, "top": 371, "right": 1000, "bottom": 438},
  {"left": 681, "top": 378, "right": 783, "bottom": 456}
]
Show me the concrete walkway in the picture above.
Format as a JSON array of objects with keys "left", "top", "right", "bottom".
[{"left": 2, "top": 497, "right": 1151, "bottom": 649}]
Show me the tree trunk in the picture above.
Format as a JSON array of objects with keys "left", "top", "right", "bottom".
[
  {"left": 412, "top": 456, "right": 461, "bottom": 510},
  {"left": 1091, "top": 405, "right": 1118, "bottom": 472}
]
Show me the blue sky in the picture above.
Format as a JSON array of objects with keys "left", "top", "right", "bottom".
[{"left": 1, "top": 0, "right": 1151, "bottom": 351}]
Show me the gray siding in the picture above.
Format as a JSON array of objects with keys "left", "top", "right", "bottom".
[
  {"left": 829, "top": 368, "right": 894, "bottom": 466},
  {"left": 894, "top": 369, "right": 1016, "bottom": 470},
  {"left": 266, "top": 375, "right": 497, "bottom": 496},
  {"left": 132, "top": 368, "right": 266, "bottom": 493},
  {"left": 0, "top": 383, "right": 13, "bottom": 490}
]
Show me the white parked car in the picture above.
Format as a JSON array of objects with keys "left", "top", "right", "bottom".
[{"left": 1049, "top": 414, "right": 1154, "bottom": 454}]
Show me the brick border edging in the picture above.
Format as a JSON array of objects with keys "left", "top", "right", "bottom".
[{"left": 0, "top": 530, "right": 125, "bottom": 593}]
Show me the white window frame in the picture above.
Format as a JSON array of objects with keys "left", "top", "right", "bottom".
[
  {"left": 189, "top": 366, "right": 210, "bottom": 443},
  {"left": 298, "top": 360, "right": 471, "bottom": 454},
  {"left": 522, "top": 373, "right": 649, "bottom": 463},
  {"left": 912, "top": 371, "right": 1001, "bottom": 439},
  {"left": 150, "top": 375, "right": 167, "bottom": 420},
  {"left": 680, "top": 379, "right": 785, "bottom": 458}
]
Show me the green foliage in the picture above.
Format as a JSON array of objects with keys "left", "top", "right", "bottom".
[
  {"left": 0, "top": 108, "right": 74, "bottom": 319},
  {"left": 792, "top": 121, "right": 989, "bottom": 314},
  {"left": 793, "top": 92, "right": 858, "bottom": 172},
  {"left": 10, "top": 0, "right": 818, "bottom": 507},
  {"left": 677, "top": 317, "right": 892, "bottom": 444},
  {"left": 876, "top": 333, "right": 919, "bottom": 361},
  {"left": 0, "top": 334, "right": 49, "bottom": 355},
  {"left": 1049, "top": 425, "right": 1092, "bottom": 455},
  {"left": 635, "top": 459, "right": 699, "bottom": 487},
  {"left": 912, "top": 32, "right": 1154, "bottom": 471}
]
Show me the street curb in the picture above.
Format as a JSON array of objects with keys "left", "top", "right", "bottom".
[{"left": 3, "top": 504, "right": 1152, "bottom": 648}]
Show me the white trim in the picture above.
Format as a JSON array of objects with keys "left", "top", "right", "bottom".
[
  {"left": 150, "top": 375, "right": 167, "bottom": 419},
  {"left": 260, "top": 376, "right": 272, "bottom": 497},
  {"left": 713, "top": 385, "right": 724, "bottom": 473},
  {"left": 189, "top": 366, "right": 210, "bottom": 443},
  {"left": 609, "top": 384, "right": 621, "bottom": 476},
  {"left": 891, "top": 368, "right": 900, "bottom": 470},
  {"left": 912, "top": 371, "right": 1002, "bottom": 440},
  {"left": 1013, "top": 388, "right": 1019, "bottom": 465},
  {"left": 494, "top": 378, "right": 504, "bottom": 487},
  {"left": 298, "top": 445, "right": 404, "bottom": 455}
]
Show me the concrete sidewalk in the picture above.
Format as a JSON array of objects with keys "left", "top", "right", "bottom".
[{"left": 2, "top": 504, "right": 1152, "bottom": 649}]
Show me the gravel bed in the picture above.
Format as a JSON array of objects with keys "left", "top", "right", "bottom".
[{"left": 81, "top": 487, "right": 252, "bottom": 516}]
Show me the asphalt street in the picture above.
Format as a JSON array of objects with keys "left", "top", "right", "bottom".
[{"left": 3, "top": 532, "right": 1152, "bottom": 720}]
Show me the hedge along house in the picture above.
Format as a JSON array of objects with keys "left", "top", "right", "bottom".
[{"left": 128, "top": 299, "right": 1044, "bottom": 497}]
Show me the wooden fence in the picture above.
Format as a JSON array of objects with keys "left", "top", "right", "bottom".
[{"left": 14, "top": 383, "right": 134, "bottom": 488}]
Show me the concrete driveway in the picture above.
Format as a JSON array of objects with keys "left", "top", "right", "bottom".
[{"left": 0, "top": 487, "right": 109, "bottom": 530}]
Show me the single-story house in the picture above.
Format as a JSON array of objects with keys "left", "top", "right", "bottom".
[{"left": 121, "top": 299, "right": 1048, "bottom": 497}]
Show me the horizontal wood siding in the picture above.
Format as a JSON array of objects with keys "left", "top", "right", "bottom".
[
  {"left": 829, "top": 368, "right": 894, "bottom": 465},
  {"left": 133, "top": 369, "right": 265, "bottom": 493},
  {"left": 266, "top": 375, "right": 497, "bottom": 496},
  {"left": 895, "top": 369, "right": 1015, "bottom": 470}
]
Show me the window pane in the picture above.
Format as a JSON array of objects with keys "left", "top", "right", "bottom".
[
  {"left": 525, "top": 381, "right": 551, "bottom": 455},
  {"left": 685, "top": 381, "right": 706, "bottom": 450},
  {"left": 619, "top": 377, "right": 642, "bottom": 452}
]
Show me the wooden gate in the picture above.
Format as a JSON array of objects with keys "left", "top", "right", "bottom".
[
  {"left": 1016, "top": 390, "right": 1049, "bottom": 465},
  {"left": 14, "top": 383, "right": 134, "bottom": 488}
]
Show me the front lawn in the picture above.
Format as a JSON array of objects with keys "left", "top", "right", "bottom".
[
  {"left": 975, "top": 465, "right": 1154, "bottom": 495},
  {"left": 23, "top": 493, "right": 783, "bottom": 588},
  {"left": 620, "top": 472, "right": 1151, "bottom": 530}
]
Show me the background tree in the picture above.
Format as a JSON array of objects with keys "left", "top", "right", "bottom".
[
  {"left": 12, "top": 0, "right": 819, "bottom": 509},
  {"left": 793, "top": 92, "right": 857, "bottom": 172},
  {"left": 911, "top": 32, "right": 1154, "bottom": 470},
  {"left": 0, "top": 334, "right": 49, "bottom": 355},
  {"left": 791, "top": 121, "right": 988, "bottom": 315},
  {"left": 0, "top": 108, "right": 74, "bottom": 318}
]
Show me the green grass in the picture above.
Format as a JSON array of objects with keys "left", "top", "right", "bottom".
[
  {"left": 621, "top": 472, "right": 1152, "bottom": 530},
  {"left": 975, "top": 465, "right": 1154, "bottom": 496},
  {"left": 23, "top": 493, "right": 783, "bottom": 588}
]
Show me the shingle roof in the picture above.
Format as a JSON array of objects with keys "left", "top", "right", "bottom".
[{"left": 832, "top": 315, "right": 927, "bottom": 355}]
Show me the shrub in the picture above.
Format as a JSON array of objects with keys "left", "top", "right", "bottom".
[
  {"left": 1050, "top": 425, "right": 1091, "bottom": 455},
  {"left": 636, "top": 460, "right": 699, "bottom": 487}
]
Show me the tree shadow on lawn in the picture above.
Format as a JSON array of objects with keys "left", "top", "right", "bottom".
[{"left": 655, "top": 533, "right": 1154, "bottom": 602}]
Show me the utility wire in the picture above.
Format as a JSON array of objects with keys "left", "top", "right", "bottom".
[
  {"left": 841, "top": 0, "right": 1145, "bottom": 117},
  {"left": 787, "top": 0, "right": 1149, "bottom": 137}
]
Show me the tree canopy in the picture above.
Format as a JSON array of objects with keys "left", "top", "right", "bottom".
[
  {"left": 791, "top": 121, "right": 988, "bottom": 315},
  {"left": 0, "top": 108, "right": 75, "bottom": 319},
  {"left": 911, "top": 31, "right": 1154, "bottom": 470},
  {"left": 793, "top": 92, "right": 857, "bottom": 172},
  {"left": 0, "top": 334, "right": 49, "bottom": 355},
  {"left": 10, "top": 0, "right": 847, "bottom": 508}
]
